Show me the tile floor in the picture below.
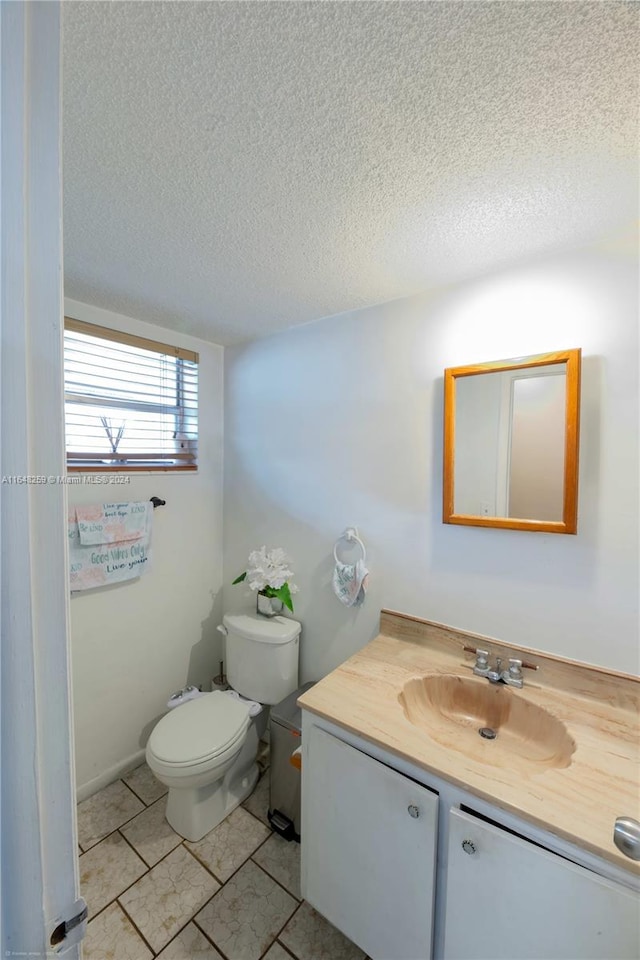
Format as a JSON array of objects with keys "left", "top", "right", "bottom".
[{"left": 78, "top": 752, "right": 367, "bottom": 960}]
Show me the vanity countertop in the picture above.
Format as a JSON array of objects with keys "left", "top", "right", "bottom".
[{"left": 298, "top": 609, "right": 640, "bottom": 875}]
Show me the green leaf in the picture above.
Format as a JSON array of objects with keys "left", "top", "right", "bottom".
[
  {"left": 232, "top": 571, "right": 247, "bottom": 585},
  {"left": 275, "top": 582, "right": 294, "bottom": 612}
]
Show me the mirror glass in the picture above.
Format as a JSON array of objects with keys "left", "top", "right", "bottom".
[{"left": 443, "top": 350, "right": 581, "bottom": 534}]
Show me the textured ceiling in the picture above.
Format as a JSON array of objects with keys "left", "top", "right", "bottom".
[{"left": 63, "top": 1, "right": 638, "bottom": 345}]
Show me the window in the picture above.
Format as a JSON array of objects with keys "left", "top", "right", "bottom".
[{"left": 64, "top": 318, "right": 198, "bottom": 471}]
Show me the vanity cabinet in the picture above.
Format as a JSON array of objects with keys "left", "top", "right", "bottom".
[
  {"left": 302, "top": 725, "right": 439, "bottom": 960},
  {"left": 301, "top": 716, "right": 640, "bottom": 960},
  {"left": 444, "top": 807, "right": 639, "bottom": 960}
]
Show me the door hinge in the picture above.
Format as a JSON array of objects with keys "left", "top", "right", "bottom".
[{"left": 49, "top": 897, "right": 88, "bottom": 952}]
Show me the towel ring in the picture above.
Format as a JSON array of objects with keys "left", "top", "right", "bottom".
[{"left": 333, "top": 527, "right": 366, "bottom": 565}]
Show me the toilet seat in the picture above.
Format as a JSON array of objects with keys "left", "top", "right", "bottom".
[{"left": 147, "top": 691, "right": 250, "bottom": 769}]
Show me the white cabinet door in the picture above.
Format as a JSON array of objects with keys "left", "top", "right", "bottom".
[
  {"left": 302, "top": 726, "right": 439, "bottom": 960},
  {"left": 444, "top": 807, "right": 640, "bottom": 960}
]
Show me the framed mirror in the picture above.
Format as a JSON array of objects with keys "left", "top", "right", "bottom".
[{"left": 443, "top": 349, "right": 581, "bottom": 533}]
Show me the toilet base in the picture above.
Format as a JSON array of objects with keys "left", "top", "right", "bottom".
[
  {"left": 165, "top": 761, "right": 259, "bottom": 841},
  {"left": 164, "top": 722, "right": 261, "bottom": 841}
]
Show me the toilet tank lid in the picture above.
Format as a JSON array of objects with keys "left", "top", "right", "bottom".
[{"left": 223, "top": 613, "right": 301, "bottom": 644}]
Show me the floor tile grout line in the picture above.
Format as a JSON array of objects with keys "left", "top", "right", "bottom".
[
  {"left": 185, "top": 841, "right": 300, "bottom": 960},
  {"left": 192, "top": 916, "right": 234, "bottom": 960},
  {"left": 120, "top": 773, "right": 160, "bottom": 809},
  {"left": 119, "top": 797, "right": 183, "bottom": 868},
  {"left": 125, "top": 792, "right": 171, "bottom": 819},
  {"left": 115, "top": 896, "right": 158, "bottom": 956},
  {"left": 191, "top": 888, "right": 301, "bottom": 960},
  {"left": 242, "top": 805, "right": 272, "bottom": 830},
  {"left": 122, "top": 771, "right": 168, "bottom": 808},
  {"left": 83, "top": 837, "right": 245, "bottom": 957},
  {"left": 80, "top": 834, "right": 148, "bottom": 925},
  {"left": 250, "top": 853, "right": 302, "bottom": 903},
  {"left": 181, "top": 842, "right": 225, "bottom": 887},
  {"left": 84, "top": 874, "right": 301, "bottom": 960},
  {"left": 273, "top": 938, "right": 302, "bottom": 960},
  {"left": 115, "top": 843, "right": 221, "bottom": 957},
  {"left": 260, "top": 900, "right": 305, "bottom": 959},
  {"left": 184, "top": 814, "right": 274, "bottom": 889},
  {"left": 79, "top": 824, "right": 147, "bottom": 870},
  {"left": 144, "top": 905, "right": 221, "bottom": 959},
  {"left": 84, "top": 860, "right": 309, "bottom": 958},
  {"left": 116, "top": 823, "right": 161, "bottom": 871},
  {"left": 119, "top": 760, "right": 169, "bottom": 807},
  {"left": 82, "top": 826, "right": 275, "bottom": 947},
  {"left": 158, "top": 915, "right": 220, "bottom": 960},
  {"left": 80, "top": 834, "right": 189, "bottom": 935},
  {"left": 78, "top": 780, "right": 151, "bottom": 851},
  {"left": 129, "top": 837, "right": 210, "bottom": 880},
  {"left": 81, "top": 895, "right": 131, "bottom": 933}
]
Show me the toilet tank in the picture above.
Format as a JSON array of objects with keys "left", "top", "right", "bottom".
[{"left": 222, "top": 613, "right": 301, "bottom": 705}]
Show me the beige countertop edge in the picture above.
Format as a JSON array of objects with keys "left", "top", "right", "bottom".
[{"left": 298, "top": 619, "right": 640, "bottom": 877}]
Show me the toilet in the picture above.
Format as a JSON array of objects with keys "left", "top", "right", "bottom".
[{"left": 146, "top": 613, "right": 301, "bottom": 842}]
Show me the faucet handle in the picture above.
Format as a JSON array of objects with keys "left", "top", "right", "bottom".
[
  {"left": 507, "top": 658, "right": 523, "bottom": 680},
  {"left": 473, "top": 649, "right": 490, "bottom": 676},
  {"left": 500, "top": 658, "right": 524, "bottom": 687}
]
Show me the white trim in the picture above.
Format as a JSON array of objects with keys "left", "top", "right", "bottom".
[
  {"left": 1, "top": 2, "right": 81, "bottom": 954},
  {"left": 76, "top": 749, "right": 147, "bottom": 804}
]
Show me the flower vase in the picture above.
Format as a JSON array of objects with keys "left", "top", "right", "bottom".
[{"left": 256, "top": 591, "right": 283, "bottom": 617}]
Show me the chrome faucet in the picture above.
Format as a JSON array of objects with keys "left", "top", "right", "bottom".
[
  {"left": 487, "top": 657, "right": 503, "bottom": 684},
  {"left": 472, "top": 649, "right": 527, "bottom": 688}
]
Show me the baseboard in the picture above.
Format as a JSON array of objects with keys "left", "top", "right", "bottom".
[{"left": 76, "top": 748, "right": 146, "bottom": 803}]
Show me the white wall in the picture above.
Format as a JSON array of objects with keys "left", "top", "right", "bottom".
[
  {"left": 223, "top": 235, "right": 639, "bottom": 679},
  {"left": 65, "top": 299, "right": 225, "bottom": 796}
]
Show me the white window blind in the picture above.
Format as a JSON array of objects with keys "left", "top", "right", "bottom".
[{"left": 64, "top": 318, "right": 198, "bottom": 471}]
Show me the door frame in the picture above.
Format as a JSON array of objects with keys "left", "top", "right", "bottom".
[{"left": 1, "top": 1, "right": 82, "bottom": 953}]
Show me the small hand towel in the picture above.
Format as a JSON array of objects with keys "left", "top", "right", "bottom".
[
  {"left": 75, "top": 501, "right": 152, "bottom": 545},
  {"left": 332, "top": 558, "right": 369, "bottom": 607},
  {"left": 68, "top": 504, "right": 152, "bottom": 592}
]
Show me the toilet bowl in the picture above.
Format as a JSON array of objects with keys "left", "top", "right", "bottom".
[
  {"left": 146, "top": 691, "right": 260, "bottom": 841},
  {"left": 146, "top": 612, "right": 301, "bottom": 841}
]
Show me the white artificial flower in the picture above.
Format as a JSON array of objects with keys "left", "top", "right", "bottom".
[{"left": 245, "top": 546, "right": 296, "bottom": 592}]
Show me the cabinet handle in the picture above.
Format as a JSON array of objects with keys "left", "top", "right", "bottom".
[
  {"left": 408, "top": 805, "right": 420, "bottom": 819},
  {"left": 614, "top": 817, "right": 640, "bottom": 860},
  {"left": 462, "top": 839, "right": 476, "bottom": 855}
]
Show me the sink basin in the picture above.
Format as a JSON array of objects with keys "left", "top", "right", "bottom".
[{"left": 398, "top": 674, "right": 575, "bottom": 774}]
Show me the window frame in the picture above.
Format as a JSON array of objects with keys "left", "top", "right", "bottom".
[{"left": 64, "top": 317, "right": 199, "bottom": 473}]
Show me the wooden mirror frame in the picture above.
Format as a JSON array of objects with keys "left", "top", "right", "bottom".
[{"left": 443, "top": 348, "right": 581, "bottom": 534}]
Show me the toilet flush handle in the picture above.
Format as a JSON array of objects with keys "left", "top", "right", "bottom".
[{"left": 217, "top": 624, "right": 228, "bottom": 636}]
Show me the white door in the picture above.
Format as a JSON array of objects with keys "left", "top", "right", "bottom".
[
  {"left": 302, "top": 726, "right": 439, "bottom": 960},
  {"left": 1, "top": 1, "right": 82, "bottom": 954},
  {"left": 443, "top": 807, "right": 639, "bottom": 960}
]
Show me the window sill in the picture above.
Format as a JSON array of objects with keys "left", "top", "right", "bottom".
[{"left": 67, "top": 465, "right": 198, "bottom": 474}]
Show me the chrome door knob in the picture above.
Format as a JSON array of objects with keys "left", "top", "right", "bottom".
[
  {"left": 462, "top": 839, "right": 476, "bottom": 855},
  {"left": 408, "top": 805, "right": 420, "bottom": 819}
]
